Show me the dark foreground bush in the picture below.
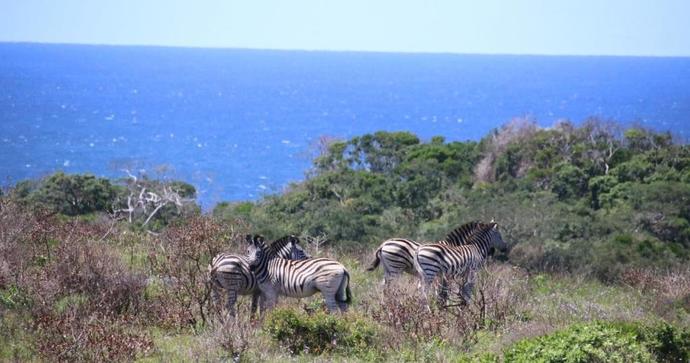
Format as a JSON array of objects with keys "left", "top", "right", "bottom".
[
  {"left": 263, "top": 308, "right": 377, "bottom": 356},
  {"left": 504, "top": 321, "right": 690, "bottom": 363}
]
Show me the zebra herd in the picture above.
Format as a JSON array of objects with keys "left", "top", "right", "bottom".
[{"left": 208, "top": 220, "right": 507, "bottom": 318}]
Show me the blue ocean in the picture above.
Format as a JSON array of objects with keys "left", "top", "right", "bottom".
[{"left": 1, "top": 43, "right": 689, "bottom": 207}]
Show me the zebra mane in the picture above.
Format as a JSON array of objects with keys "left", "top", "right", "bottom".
[
  {"left": 463, "top": 222, "right": 498, "bottom": 246},
  {"left": 268, "top": 235, "right": 309, "bottom": 259},
  {"left": 443, "top": 221, "right": 485, "bottom": 245},
  {"left": 268, "top": 235, "right": 300, "bottom": 251}
]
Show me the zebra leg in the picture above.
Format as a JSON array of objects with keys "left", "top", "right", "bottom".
[
  {"left": 324, "top": 294, "right": 339, "bottom": 313},
  {"left": 417, "top": 276, "right": 434, "bottom": 312},
  {"left": 260, "top": 288, "right": 278, "bottom": 313},
  {"left": 437, "top": 275, "right": 449, "bottom": 307},
  {"left": 249, "top": 291, "right": 260, "bottom": 319},
  {"left": 211, "top": 283, "right": 222, "bottom": 311},
  {"left": 337, "top": 300, "right": 349, "bottom": 312},
  {"left": 382, "top": 263, "right": 394, "bottom": 285},
  {"left": 460, "top": 270, "right": 477, "bottom": 306},
  {"left": 225, "top": 288, "right": 238, "bottom": 318}
]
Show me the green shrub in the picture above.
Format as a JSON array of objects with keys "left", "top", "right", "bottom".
[
  {"left": 263, "top": 308, "right": 377, "bottom": 356},
  {"left": 504, "top": 321, "right": 690, "bottom": 363},
  {"left": 629, "top": 323, "right": 690, "bottom": 363},
  {"left": 29, "top": 172, "right": 117, "bottom": 215},
  {"left": 505, "top": 322, "right": 651, "bottom": 362}
]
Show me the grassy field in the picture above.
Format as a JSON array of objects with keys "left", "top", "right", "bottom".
[{"left": 2, "top": 198, "right": 689, "bottom": 362}]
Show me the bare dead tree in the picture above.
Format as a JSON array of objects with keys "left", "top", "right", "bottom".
[
  {"left": 301, "top": 232, "right": 329, "bottom": 256},
  {"left": 581, "top": 118, "right": 622, "bottom": 175},
  {"left": 474, "top": 118, "right": 538, "bottom": 183},
  {"left": 112, "top": 169, "right": 195, "bottom": 227}
]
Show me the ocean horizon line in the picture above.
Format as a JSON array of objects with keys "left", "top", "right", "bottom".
[{"left": 3, "top": 40, "right": 690, "bottom": 59}]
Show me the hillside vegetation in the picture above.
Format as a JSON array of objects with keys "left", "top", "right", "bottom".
[
  {"left": 220, "top": 118, "right": 690, "bottom": 279},
  {"left": 2, "top": 118, "right": 689, "bottom": 362}
]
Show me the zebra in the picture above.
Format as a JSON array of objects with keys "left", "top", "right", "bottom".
[
  {"left": 208, "top": 235, "right": 309, "bottom": 318},
  {"left": 414, "top": 221, "right": 508, "bottom": 308},
  {"left": 366, "top": 221, "right": 486, "bottom": 284},
  {"left": 244, "top": 234, "right": 352, "bottom": 313}
]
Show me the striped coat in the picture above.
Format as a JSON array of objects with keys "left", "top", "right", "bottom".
[
  {"left": 367, "top": 222, "right": 486, "bottom": 284},
  {"left": 208, "top": 235, "right": 307, "bottom": 317},
  {"left": 414, "top": 222, "right": 507, "bottom": 306},
  {"left": 245, "top": 235, "right": 352, "bottom": 313}
]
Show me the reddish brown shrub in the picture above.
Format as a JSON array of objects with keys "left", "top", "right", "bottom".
[
  {"left": 620, "top": 267, "right": 690, "bottom": 321},
  {"left": 147, "top": 215, "right": 249, "bottom": 328},
  {"left": 359, "top": 263, "right": 530, "bottom": 354},
  {"left": 33, "top": 308, "right": 152, "bottom": 362}
]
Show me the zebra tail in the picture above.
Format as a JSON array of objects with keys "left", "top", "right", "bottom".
[
  {"left": 338, "top": 270, "right": 352, "bottom": 304},
  {"left": 366, "top": 248, "right": 382, "bottom": 271}
]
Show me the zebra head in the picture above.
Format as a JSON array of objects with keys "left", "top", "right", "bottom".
[
  {"left": 488, "top": 222, "right": 508, "bottom": 253},
  {"left": 245, "top": 234, "right": 268, "bottom": 267},
  {"left": 288, "top": 236, "right": 309, "bottom": 260},
  {"left": 269, "top": 235, "right": 310, "bottom": 260}
]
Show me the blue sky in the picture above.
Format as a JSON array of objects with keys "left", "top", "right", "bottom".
[{"left": 1, "top": 0, "right": 688, "bottom": 56}]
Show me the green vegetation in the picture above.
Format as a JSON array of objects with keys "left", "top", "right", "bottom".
[
  {"left": 14, "top": 171, "right": 117, "bottom": 215},
  {"left": 504, "top": 321, "right": 690, "bottom": 363},
  {"left": 2, "top": 119, "right": 689, "bottom": 361},
  {"left": 11, "top": 171, "right": 200, "bottom": 229},
  {"left": 226, "top": 119, "right": 690, "bottom": 280},
  {"left": 264, "top": 308, "right": 377, "bottom": 356}
]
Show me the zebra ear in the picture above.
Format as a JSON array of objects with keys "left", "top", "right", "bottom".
[
  {"left": 254, "top": 235, "right": 265, "bottom": 245},
  {"left": 290, "top": 235, "right": 300, "bottom": 244},
  {"left": 245, "top": 234, "right": 253, "bottom": 244}
]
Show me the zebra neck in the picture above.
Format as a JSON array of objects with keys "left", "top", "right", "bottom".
[
  {"left": 250, "top": 252, "right": 272, "bottom": 284},
  {"left": 475, "top": 234, "right": 493, "bottom": 258}
]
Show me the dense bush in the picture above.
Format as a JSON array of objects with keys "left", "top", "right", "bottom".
[
  {"left": 263, "top": 308, "right": 377, "bottom": 356},
  {"left": 504, "top": 321, "right": 690, "bottom": 363},
  {"left": 0, "top": 196, "right": 154, "bottom": 361},
  {"left": 14, "top": 172, "right": 117, "bottom": 215}
]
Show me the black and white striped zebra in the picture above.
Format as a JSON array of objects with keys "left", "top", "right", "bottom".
[
  {"left": 366, "top": 221, "right": 486, "bottom": 284},
  {"left": 208, "top": 235, "right": 308, "bottom": 318},
  {"left": 414, "top": 222, "right": 508, "bottom": 307},
  {"left": 245, "top": 234, "right": 352, "bottom": 313}
]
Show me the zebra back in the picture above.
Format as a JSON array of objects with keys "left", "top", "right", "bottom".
[
  {"left": 209, "top": 234, "right": 306, "bottom": 286},
  {"left": 415, "top": 223, "right": 504, "bottom": 282},
  {"left": 441, "top": 221, "right": 486, "bottom": 246}
]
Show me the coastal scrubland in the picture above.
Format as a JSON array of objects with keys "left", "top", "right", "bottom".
[{"left": 2, "top": 118, "right": 689, "bottom": 362}]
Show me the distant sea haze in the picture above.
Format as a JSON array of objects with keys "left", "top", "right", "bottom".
[{"left": 1, "top": 43, "right": 689, "bottom": 207}]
